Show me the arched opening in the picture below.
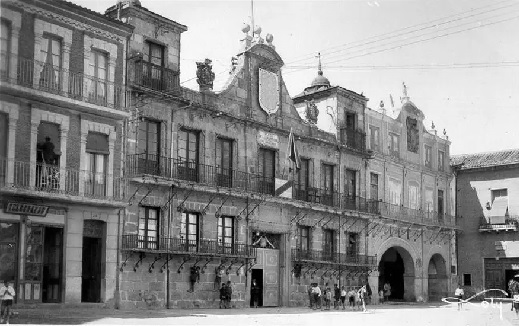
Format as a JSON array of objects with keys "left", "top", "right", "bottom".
[
  {"left": 428, "top": 253, "right": 448, "bottom": 301},
  {"left": 378, "top": 246, "right": 415, "bottom": 301}
]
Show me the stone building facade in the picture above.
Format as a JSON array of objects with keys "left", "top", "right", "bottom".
[
  {"left": 0, "top": 0, "right": 132, "bottom": 304},
  {"left": 451, "top": 150, "right": 519, "bottom": 297}
]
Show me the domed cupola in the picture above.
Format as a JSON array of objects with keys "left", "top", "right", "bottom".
[{"left": 304, "top": 53, "right": 331, "bottom": 92}]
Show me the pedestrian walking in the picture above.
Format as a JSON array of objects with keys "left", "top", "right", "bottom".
[
  {"left": 219, "top": 283, "right": 227, "bottom": 309},
  {"left": 225, "top": 281, "right": 233, "bottom": 309},
  {"left": 358, "top": 285, "right": 367, "bottom": 312},
  {"left": 0, "top": 280, "right": 15, "bottom": 324},
  {"left": 383, "top": 282, "right": 391, "bottom": 302},
  {"left": 333, "top": 284, "right": 341, "bottom": 310},
  {"left": 454, "top": 284, "right": 464, "bottom": 311},
  {"left": 340, "top": 286, "right": 347, "bottom": 310}
]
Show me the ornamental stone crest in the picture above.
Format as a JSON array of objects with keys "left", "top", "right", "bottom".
[
  {"left": 258, "top": 68, "right": 280, "bottom": 115},
  {"left": 305, "top": 99, "right": 319, "bottom": 124},
  {"left": 196, "top": 59, "right": 215, "bottom": 91}
]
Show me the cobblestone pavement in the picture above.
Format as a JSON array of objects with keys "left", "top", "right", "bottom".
[{"left": 5, "top": 303, "right": 519, "bottom": 325}]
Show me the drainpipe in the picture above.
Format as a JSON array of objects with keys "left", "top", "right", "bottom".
[
  {"left": 167, "top": 185, "right": 173, "bottom": 309},
  {"left": 115, "top": 207, "right": 122, "bottom": 309}
]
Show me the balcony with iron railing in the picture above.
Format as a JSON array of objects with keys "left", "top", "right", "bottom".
[
  {"left": 339, "top": 128, "right": 367, "bottom": 152},
  {"left": 127, "top": 60, "right": 180, "bottom": 93},
  {"left": 479, "top": 216, "right": 519, "bottom": 232},
  {"left": 121, "top": 234, "right": 256, "bottom": 258},
  {"left": 0, "top": 158, "right": 127, "bottom": 204},
  {"left": 379, "top": 202, "right": 457, "bottom": 227},
  {"left": 291, "top": 248, "right": 377, "bottom": 267},
  {"left": 1, "top": 52, "right": 129, "bottom": 112}
]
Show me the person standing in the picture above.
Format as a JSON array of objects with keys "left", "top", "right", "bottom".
[
  {"left": 225, "top": 281, "right": 233, "bottom": 309},
  {"left": 358, "top": 285, "right": 367, "bottom": 312},
  {"left": 508, "top": 277, "right": 519, "bottom": 312},
  {"left": 214, "top": 266, "right": 224, "bottom": 291},
  {"left": 219, "top": 283, "right": 227, "bottom": 309},
  {"left": 333, "top": 284, "right": 341, "bottom": 310},
  {"left": 340, "top": 286, "right": 347, "bottom": 310},
  {"left": 308, "top": 284, "right": 314, "bottom": 309},
  {"left": 347, "top": 287, "right": 356, "bottom": 310},
  {"left": 383, "top": 282, "right": 391, "bottom": 302},
  {"left": 251, "top": 279, "right": 261, "bottom": 308},
  {"left": 454, "top": 284, "right": 464, "bottom": 311},
  {"left": 0, "top": 280, "right": 15, "bottom": 324}
]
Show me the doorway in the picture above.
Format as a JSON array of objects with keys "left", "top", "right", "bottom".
[
  {"left": 378, "top": 246, "right": 415, "bottom": 301},
  {"left": 82, "top": 236, "right": 102, "bottom": 302},
  {"left": 42, "top": 227, "right": 63, "bottom": 303},
  {"left": 251, "top": 269, "right": 264, "bottom": 307}
]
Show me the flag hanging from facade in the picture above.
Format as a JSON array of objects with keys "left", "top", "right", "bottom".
[{"left": 287, "top": 128, "right": 301, "bottom": 170}]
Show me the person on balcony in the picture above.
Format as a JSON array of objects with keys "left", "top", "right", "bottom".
[
  {"left": 252, "top": 234, "right": 275, "bottom": 249},
  {"left": 38, "top": 136, "right": 56, "bottom": 165}
]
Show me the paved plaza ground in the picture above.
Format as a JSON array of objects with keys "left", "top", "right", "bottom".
[{"left": 4, "top": 302, "right": 519, "bottom": 326}]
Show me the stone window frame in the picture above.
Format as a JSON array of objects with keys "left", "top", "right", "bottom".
[
  {"left": 80, "top": 120, "right": 116, "bottom": 197},
  {"left": 368, "top": 124, "right": 380, "bottom": 152},
  {"left": 437, "top": 150, "right": 445, "bottom": 171},
  {"left": 0, "top": 101, "right": 19, "bottom": 185},
  {"left": 30, "top": 108, "right": 70, "bottom": 189},
  {"left": 84, "top": 36, "right": 118, "bottom": 104},
  {"left": 407, "top": 180, "right": 420, "bottom": 210},
  {"left": 0, "top": 9, "right": 22, "bottom": 82},
  {"left": 33, "top": 19, "right": 72, "bottom": 93}
]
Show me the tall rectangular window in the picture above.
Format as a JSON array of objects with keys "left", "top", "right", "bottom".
[
  {"left": 344, "top": 169, "right": 356, "bottom": 209},
  {"left": 216, "top": 137, "right": 233, "bottom": 187},
  {"left": 345, "top": 232, "right": 358, "bottom": 258},
  {"left": 1, "top": 20, "right": 11, "bottom": 78},
  {"left": 296, "top": 158, "right": 310, "bottom": 201},
  {"left": 138, "top": 207, "right": 159, "bottom": 249},
  {"left": 180, "top": 212, "right": 199, "bottom": 252},
  {"left": 438, "top": 150, "right": 445, "bottom": 171},
  {"left": 85, "top": 132, "right": 109, "bottom": 197},
  {"left": 323, "top": 229, "right": 335, "bottom": 260},
  {"left": 39, "top": 34, "right": 62, "bottom": 90},
  {"left": 437, "top": 189, "right": 444, "bottom": 215},
  {"left": 143, "top": 41, "right": 165, "bottom": 90},
  {"left": 389, "top": 178, "right": 402, "bottom": 206},
  {"left": 137, "top": 119, "right": 160, "bottom": 174},
  {"left": 370, "top": 173, "right": 379, "bottom": 201},
  {"left": 297, "top": 225, "right": 310, "bottom": 252},
  {"left": 217, "top": 216, "right": 234, "bottom": 253},
  {"left": 88, "top": 50, "right": 108, "bottom": 104},
  {"left": 322, "top": 164, "right": 335, "bottom": 206},
  {"left": 408, "top": 183, "right": 419, "bottom": 210},
  {"left": 178, "top": 129, "right": 199, "bottom": 182},
  {"left": 463, "top": 273, "right": 472, "bottom": 286},
  {"left": 389, "top": 133, "right": 399, "bottom": 156},
  {"left": 424, "top": 145, "right": 432, "bottom": 168},
  {"left": 369, "top": 125, "right": 380, "bottom": 151},
  {"left": 258, "top": 148, "right": 275, "bottom": 194}
]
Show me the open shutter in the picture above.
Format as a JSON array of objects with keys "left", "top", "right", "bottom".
[{"left": 309, "top": 159, "right": 314, "bottom": 189}]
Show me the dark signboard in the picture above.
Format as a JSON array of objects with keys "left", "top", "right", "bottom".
[{"left": 5, "top": 202, "right": 49, "bottom": 217}]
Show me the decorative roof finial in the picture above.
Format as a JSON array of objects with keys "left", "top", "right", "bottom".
[
  {"left": 443, "top": 128, "right": 447, "bottom": 136},
  {"left": 401, "top": 81, "right": 410, "bottom": 103},
  {"left": 431, "top": 121, "right": 435, "bottom": 130},
  {"left": 317, "top": 52, "right": 323, "bottom": 76}
]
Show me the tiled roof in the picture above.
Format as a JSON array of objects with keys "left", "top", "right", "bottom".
[
  {"left": 54, "top": 0, "right": 134, "bottom": 29},
  {"left": 451, "top": 149, "right": 519, "bottom": 170}
]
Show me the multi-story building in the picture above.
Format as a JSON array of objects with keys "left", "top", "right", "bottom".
[
  {"left": 451, "top": 149, "right": 519, "bottom": 296},
  {"left": 0, "top": 0, "right": 132, "bottom": 304}
]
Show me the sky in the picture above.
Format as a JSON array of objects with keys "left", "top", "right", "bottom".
[{"left": 75, "top": 0, "right": 519, "bottom": 155}]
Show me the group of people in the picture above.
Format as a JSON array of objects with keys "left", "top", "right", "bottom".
[
  {"left": 508, "top": 275, "right": 519, "bottom": 315},
  {"left": 308, "top": 283, "right": 371, "bottom": 312},
  {"left": 219, "top": 281, "right": 233, "bottom": 309}
]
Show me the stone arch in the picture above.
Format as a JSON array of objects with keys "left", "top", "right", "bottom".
[
  {"left": 426, "top": 251, "right": 449, "bottom": 301},
  {"left": 377, "top": 237, "right": 417, "bottom": 301}
]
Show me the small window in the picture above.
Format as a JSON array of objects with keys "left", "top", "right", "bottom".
[
  {"left": 370, "top": 173, "right": 379, "bottom": 201},
  {"left": 138, "top": 206, "right": 159, "bottom": 250},
  {"left": 424, "top": 145, "right": 432, "bottom": 168},
  {"left": 217, "top": 215, "right": 234, "bottom": 249},
  {"left": 180, "top": 212, "right": 199, "bottom": 252},
  {"left": 463, "top": 273, "right": 472, "bottom": 286},
  {"left": 438, "top": 150, "right": 445, "bottom": 171},
  {"left": 298, "top": 225, "right": 310, "bottom": 252},
  {"left": 389, "top": 133, "right": 399, "bottom": 155},
  {"left": 369, "top": 125, "right": 380, "bottom": 151}
]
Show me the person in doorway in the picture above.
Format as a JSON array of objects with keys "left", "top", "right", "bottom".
[
  {"left": 225, "top": 281, "right": 233, "bottom": 309},
  {"left": 251, "top": 279, "right": 261, "bottom": 308},
  {"left": 219, "top": 283, "right": 227, "bottom": 309},
  {"left": 333, "top": 284, "right": 341, "bottom": 310},
  {"left": 454, "top": 284, "right": 464, "bottom": 311},
  {"left": 340, "top": 286, "right": 347, "bottom": 310},
  {"left": 383, "top": 282, "right": 391, "bottom": 302},
  {"left": 0, "top": 280, "right": 15, "bottom": 324}
]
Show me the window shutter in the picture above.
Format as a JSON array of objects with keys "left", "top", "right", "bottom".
[
  {"left": 320, "top": 162, "right": 324, "bottom": 189},
  {"left": 86, "top": 132, "right": 109, "bottom": 154},
  {"left": 199, "top": 131, "right": 205, "bottom": 166},
  {"left": 233, "top": 139, "right": 238, "bottom": 172},
  {"left": 309, "top": 159, "right": 314, "bottom": 188},
  {"left": 198, "top": 213, "right": 204, "bottom": 241},
  {"left": 215, "top": 137, "right": 222, "bottom": 169},
  {"left": 234, "top": 217, "right": 239, "bottom": 245},
  {"left": 334, "top": 165, "right": 339, "bottom": 193}
]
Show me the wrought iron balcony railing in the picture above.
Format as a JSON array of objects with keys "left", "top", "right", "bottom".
[
  {"left": 0, "top": 158, "right": 126, "bottom": 202},
  {"left": 127, "top": 60, "right": 180, "bottom": 93},
  {"left": 379, "top": 202, "right": 457, "bottom": 227},
  {"left": 291, "top": 248, "right": 377, "bottom": 266},
  {"left": 1, "top": 52, "right": 129, "bottom": 111},
  {"left": 479, "top": 216, "right": 519, "bottom": 232},
  {"left": 121, "top": 234, "right": 257, "bottom": 258},
  {"left": 339, "top": 128, "right": 367, "bottom": 152}
]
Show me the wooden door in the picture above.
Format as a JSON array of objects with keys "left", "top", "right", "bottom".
[
  {"left": 258, "top": 248, "right": 279, "bottom": 307},
  {"left": 82, "top": 237, "right": 102, "bottom": 302}
]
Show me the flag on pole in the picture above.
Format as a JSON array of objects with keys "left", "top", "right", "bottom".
[
  {"left": 287, "top": 128, "right": 301, "bottom": 171},
  {"left": 389, "top": 94, "right": 395, "bottom": 108}
]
